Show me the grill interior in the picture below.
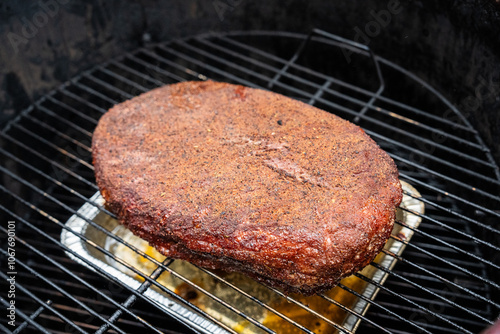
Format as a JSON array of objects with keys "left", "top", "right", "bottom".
[{"left": 1, "top": 30, "right": 499, "bottom": 334}]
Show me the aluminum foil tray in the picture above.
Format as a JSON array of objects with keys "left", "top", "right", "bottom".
[{"left": 61, "top": 180, "right": 424, "bottom": 333}]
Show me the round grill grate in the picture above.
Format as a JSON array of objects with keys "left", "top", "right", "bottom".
[{"left": 1, "top": 30, "right": 499, "bottom": 334}]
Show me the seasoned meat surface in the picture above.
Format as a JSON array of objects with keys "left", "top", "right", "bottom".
[{"left": 92, "top": 80, "right": 402, "bottom": 295}]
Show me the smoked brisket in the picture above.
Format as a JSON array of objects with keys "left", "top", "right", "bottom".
[{"left": 92, "top": 80, "right": 403, "bottom": 295}]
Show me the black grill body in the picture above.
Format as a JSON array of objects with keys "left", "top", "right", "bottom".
[{"left": 1, "top": 1, "right": 500, "bottom": 333}]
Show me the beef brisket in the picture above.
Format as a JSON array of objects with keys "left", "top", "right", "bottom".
[{"left": 92, "top": 80, "right": 403, "bottom": 295}]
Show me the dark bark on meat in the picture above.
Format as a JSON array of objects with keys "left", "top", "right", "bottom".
[{"left": 92, "top": 80, "right": 402, "bottom": 295}]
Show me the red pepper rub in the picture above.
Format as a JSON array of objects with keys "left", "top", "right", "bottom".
[{"left": 92, "top": 80, "right": 403, "bottom": 295}]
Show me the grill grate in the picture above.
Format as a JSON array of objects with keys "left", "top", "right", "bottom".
[{"left": 1, "top": 30, "right": 499, "bottom": 333}]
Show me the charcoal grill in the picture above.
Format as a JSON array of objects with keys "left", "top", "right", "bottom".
[{"left": 1, "top": 28, "right": 499, "bottom": 334}]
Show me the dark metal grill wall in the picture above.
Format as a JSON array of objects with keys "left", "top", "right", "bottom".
[{"left": 0, "top": 0, "right": 499, "bottom": 164}]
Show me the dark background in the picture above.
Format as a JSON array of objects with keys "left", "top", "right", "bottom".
[{"left": 1, "top": 0, "right": 499, "bottom": 163}]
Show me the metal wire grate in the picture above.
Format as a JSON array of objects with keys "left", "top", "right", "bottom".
[{"left": 1, "top": 30, "right": 499, "bottom": 333}]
